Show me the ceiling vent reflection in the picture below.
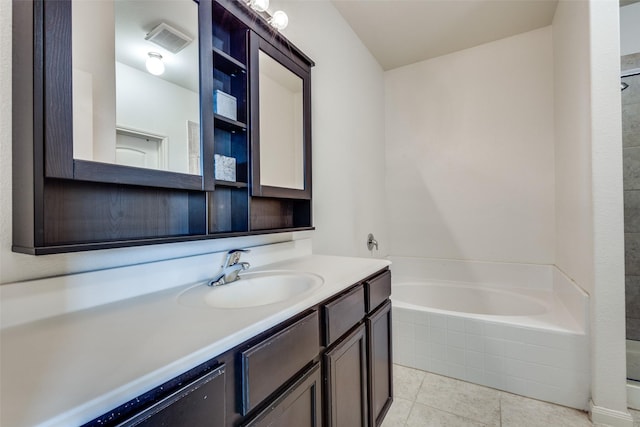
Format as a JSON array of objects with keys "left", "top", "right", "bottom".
[{"left": 145, "top": 22, "right": 193, "bottom": 54}]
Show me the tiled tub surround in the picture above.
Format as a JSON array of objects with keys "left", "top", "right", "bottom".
[
  {"left": 389, "top": 257, "right": 589, "bottom": 410},
  {"left": 623, "top": 52, "right": 640, "bottom": 343},
  {"left": 0, "top": 239, "right": 391, "bottom": 427}
]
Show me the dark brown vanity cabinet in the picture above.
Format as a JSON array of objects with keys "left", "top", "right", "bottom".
[
  {"left": 321, "top": 269, "right": 393, "bottom": 427},
  {"left": 12, "top": 0, "right": 314, "bottom": 254},
  {"left": 86, "top": 268, "right": 392, "bottom": 427}
]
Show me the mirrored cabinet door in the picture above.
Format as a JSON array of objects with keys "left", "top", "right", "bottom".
[
  {"left": 41, "top": 0, "right": 210, "bottom": 190},
  {"left": 249, "top": 31, "right": 312, "bottom": 200},
  {"left": 72, "top": 0, "right": 201, "bottom": 175}
]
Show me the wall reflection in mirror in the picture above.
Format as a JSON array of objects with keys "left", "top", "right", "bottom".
[
  {"left": 258, "top": 50, "right": 304, "bottom": 190},
  {"left": 71, "top": 0, "right": 201, "bottom": 175}
]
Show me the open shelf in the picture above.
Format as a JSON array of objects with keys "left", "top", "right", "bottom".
[
  {"left": 214, "top": 114, "right": 247, "bottom": 132},
  {"left": 250, "top": 198, "right": 312, "bottom": 231},
  {"left": 209, "top": 186, "right": 248, "bottom": 233},
  {"left": 215, "top": 179, "right": 248, "bottom": 188},
  {"left": 213, "top": 47, "right": 246, "bottom": 75}
]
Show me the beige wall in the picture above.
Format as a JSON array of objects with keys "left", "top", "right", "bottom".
[
  {"left": 278, "top": 0, "right": 389, "bottom": 259},
  {"left": 554, "top": 0, "right": 628, "bottom": 420},
  {"left": 553, "top": 0, "right": 594, "bottom": 296},
  {"left": 384, "top": 27, "right": 555, "bottom": 264}
]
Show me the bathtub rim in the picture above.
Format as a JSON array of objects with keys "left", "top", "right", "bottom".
[
  {"left": 388, "top": 256, "right": 589, "bottom": 334},
  {"left": 391, "top": 280, "right": 552, "bottom": 316}
]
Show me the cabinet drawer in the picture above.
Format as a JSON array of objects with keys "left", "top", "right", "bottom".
[
  {"left": 323, "top": 285, "right": 365, "bottom": 347},
  {"left": 365, "top": 271, "right": 391, "bottom": 313},
  {"left": 240, "top": 310, "right": 320, "bottom": 415},
  {"left": 120, "top": 364, "right": 226, "bottom": 426}
]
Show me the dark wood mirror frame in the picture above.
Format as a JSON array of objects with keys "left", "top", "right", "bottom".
[
  {"left": 249, "top": 32, "right": 312, "bottom": 201},
  {"left": 34, "top": 0, "right": 213, "bottom": 191},
  {"left": 12, "top": 0, "right": 314, "bottom": 254}
]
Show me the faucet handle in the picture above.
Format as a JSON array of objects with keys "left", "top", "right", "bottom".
[
  {"left": 367, "top": 233, "right": 379, "bottom": 251},
  {"left": 227, "top": 248, "right": 250, "bottom": 254},
  {"left": 223, "top": 249, "right": 250, "bottom": 267}
]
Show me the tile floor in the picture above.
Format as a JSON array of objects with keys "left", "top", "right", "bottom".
[{"left": 383, "top": 364, "right": 593, "bottom": 427}]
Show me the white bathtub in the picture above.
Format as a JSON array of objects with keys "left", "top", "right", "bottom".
[
  {"left": 390, "top": 257, "right": 590, "bottom": 410},
  {"left": 394, "top": 282, "right": 548, "bottom": 316}
]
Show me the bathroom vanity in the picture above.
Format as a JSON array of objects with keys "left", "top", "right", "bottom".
[
  {"left": 0, "top": 255, "right": 392, "bottom": 426},
  {"left": 88, "top": 267, "right": 392, "bottom": 427}
]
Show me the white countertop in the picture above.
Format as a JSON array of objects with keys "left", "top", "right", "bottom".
[{"left": 0, "top": 254, "right": 390, "bottom": 427}]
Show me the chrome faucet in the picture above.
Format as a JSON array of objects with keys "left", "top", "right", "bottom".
[
  {"left": 367, "top": 233, "right": 379, "bottom": 251},
  {"left": 208, "top": 249, "right": 251, "bottom": 287}
]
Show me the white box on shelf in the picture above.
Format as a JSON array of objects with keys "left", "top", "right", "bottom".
[
  {"left": 214, "top": 90, "right": 237, "bottom": 121},
  {"left": 214, "top": 154, "right": 237, "bottom": 182}
]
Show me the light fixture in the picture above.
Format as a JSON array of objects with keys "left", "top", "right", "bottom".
[
  {"left": 269, "top": 10, "right": 288, "bottom": 30},
  {"left": 239, "top": 0, "right": 289, "bottom": 31},
  {"left": 247, "top": 0, "right": 269, "bottom": 12},
  {"left": 145, "top": 52, "right": 165, "bottom": 76}
]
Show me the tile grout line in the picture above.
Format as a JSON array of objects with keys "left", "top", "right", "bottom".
[
  {"left": 403, "top": 399, "right": 415, "bottom": 427},
  {"left": 396, "top": 365, "right": 594, "bottom": 427},
  {"left": 412, "top": 399, "right": 498, "bottom": 427},
  {"left": 404, "top": 371, "right": 428, "bottom": 426},
  {"left": 414, "top": 372, "right": 500, "bottom": 426}
]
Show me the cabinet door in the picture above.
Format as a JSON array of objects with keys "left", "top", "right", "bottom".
[
  {"left": 120, "top": 365, "right": 225, "bottom": 427},
  {"left": 248, "top": 31, "right": 312, "bottom": 201},
  {"left": 242, "top": 362, "right": 322, "bottom": 427},
  {"left": 367, "top": 300, "right": 393, "bottom": 427},
  {"left": 324, "top": 323, "right": 368, "bottom": 427}
]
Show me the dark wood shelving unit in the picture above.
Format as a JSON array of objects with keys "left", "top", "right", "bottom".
[
  {"left": 12, "top": 0, "right": 314, "bottom": 254},
  {"left": 210, "top": 3, "right": 250, "bottom": 234}
]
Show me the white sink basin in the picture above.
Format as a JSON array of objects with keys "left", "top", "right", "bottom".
[{"left": 177, "top": 271, "right": 324, "bottom": 309}]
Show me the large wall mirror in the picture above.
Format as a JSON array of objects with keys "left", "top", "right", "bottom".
[
  {"left": 71, "top": 0, "right": 201, "bottom": 175},
  {"left": 250, "top": 33, "right": 311, "bottom": 200}
]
